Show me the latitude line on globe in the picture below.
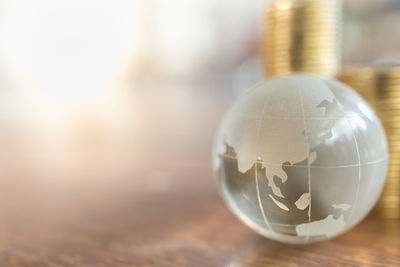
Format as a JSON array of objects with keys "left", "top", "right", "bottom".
[
  {"left": 297, "top": 87, "right": 312, "bottom": 242},
  {"left": 220, "top": 154, "right": 387, "bottom": 169},
  {"left": 235, "top": 114, "right": 373, "bottom": 120}
]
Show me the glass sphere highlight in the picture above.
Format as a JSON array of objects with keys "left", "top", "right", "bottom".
[{"left": 213, "top": 74, "right": 388, "bottom": 244}]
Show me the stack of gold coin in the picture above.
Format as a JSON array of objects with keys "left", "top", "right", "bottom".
[
  {"left": 262, "top": 0, "right": 342, "bottom": 78},
  {"left": 374, "top": 66, "right": 400, "bottom": 218},
  {"left": 340, "top": 66, "right": 400, "bottom": 218}
]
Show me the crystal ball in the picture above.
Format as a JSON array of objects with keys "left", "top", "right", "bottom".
[{"left": 213, "top": 74, "right": 388, "bottom": 244}]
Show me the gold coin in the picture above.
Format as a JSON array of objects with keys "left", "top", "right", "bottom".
[{"left": 262, "top": 0, "right": 341, "bottom": 78}]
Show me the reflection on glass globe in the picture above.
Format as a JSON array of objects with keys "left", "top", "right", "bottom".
[{"left": 213, "top": 74, "right": 388, "bottom": 244}]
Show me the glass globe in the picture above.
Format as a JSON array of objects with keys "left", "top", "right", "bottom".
[{"left": 213, "top": 74, "right": 388, "bottom": 244}]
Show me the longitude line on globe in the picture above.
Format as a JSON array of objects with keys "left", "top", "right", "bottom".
[
  {"left": 255, "top": 162, "right": 275, "bottom": 236},
  {"left": 297, "top": 87, "right": 312, "bottom": 242},
  {"left": 332, "top": 95, "right": 362, "bottom": 225},
  {"left": 254, "top": 87, "right": 277, "bottom": 237}
]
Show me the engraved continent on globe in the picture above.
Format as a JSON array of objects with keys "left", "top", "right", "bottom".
[{"left": 213, "top": 75, "right": 388, "bottom": 244}]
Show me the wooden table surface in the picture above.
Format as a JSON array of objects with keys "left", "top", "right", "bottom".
[{"left": 0, "top": 90, "right": 398, "bottom": 267}]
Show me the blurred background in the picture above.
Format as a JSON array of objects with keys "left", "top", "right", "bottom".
[{"left": 0, "top": 0, "right": 399, "bottom": 259}]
